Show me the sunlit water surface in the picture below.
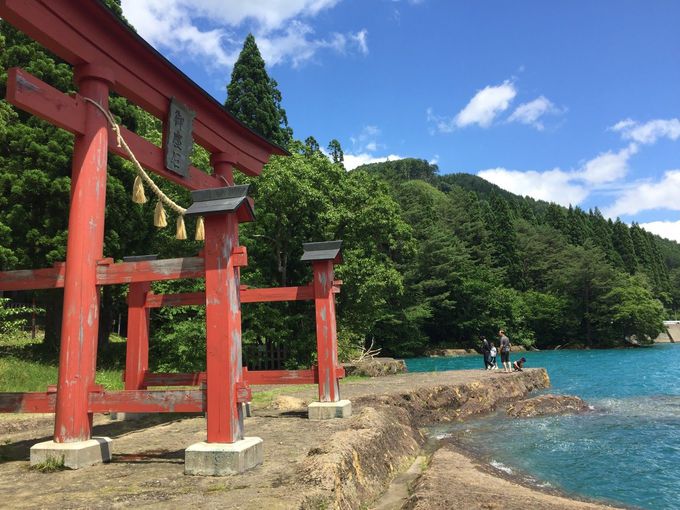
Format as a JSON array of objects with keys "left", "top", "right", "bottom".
[{"left": 406, "top": 344, "right": 680, "bottom": 510}]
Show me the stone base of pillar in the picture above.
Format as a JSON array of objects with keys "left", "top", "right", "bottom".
[
  {"left": 30, "top": 437, "right": 112, "bottom": 469},
  {"left": 308, "top": 399, "right": 352, "bottom": 420},
  {"left": 184, "top": 437, "right": 263, "bottom": 476}
]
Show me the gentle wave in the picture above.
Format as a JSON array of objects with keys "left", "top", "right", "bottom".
[
  {"left": 408, "top": 344, "right": 680, "bottom": 510},
  {"left": 490, "top": 460, "right": 513, "bottom": 474}
]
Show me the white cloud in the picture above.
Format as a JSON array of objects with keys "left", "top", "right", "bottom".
[
  {"left": 507, "top": 96, "right": 561, "bottom": 130},
  {"left": 341, "top": 124, "right": 404, "bottom": 169},
  {"left": 478, "top": 167, "right": 588, "bottom": 206},
  {"left": 121, "top": 0, "right": 235, "bottom": 67},
  {"left": 427, "top": 80, "right": 519, "bottom": 133},
  {"left": 343, "top": 153, "right": 403, "bottom": 171},
  {"left": 350, "top": 125, "right": 383, "bottom": 153},
  {"left": 352, "top": 30, "right": 369, "bottom": 55},
  {"left": 604, "top": 170, "right": 680, "bottom": 218},
  {"left": 455, "top": 80, "right": 517, "bottom": 128},
  {"left": 639, "top": 220, "right": 680, "bottom": 243},
  {"left": 476, "top": 142, "right": 641, "bottom": 207},
  {"left": 426, "top": 107, "right": 455, "bottom": 133},
  {"left": 126, "top": 0, "right": 341, "bottom": 32},
  {"left": 611, "top": 118, "right": 680, "bottom": 145},
  {"left": 121, "top": 0, "right": 366, "bottom": 69},
  {"left": 578, "top": 143, "right": 638, "bottom": 185}
]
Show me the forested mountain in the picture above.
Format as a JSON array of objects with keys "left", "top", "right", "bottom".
[
  {"left": 355, "top": 158, "right": 678, "bottom": 353},
  {"left": 1, "top": 15, "right": 677, "bottom": 369}
]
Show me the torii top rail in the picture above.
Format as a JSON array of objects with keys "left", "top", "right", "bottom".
[{"left": 0, "top": 0, "right": 345, "bottom": 448}]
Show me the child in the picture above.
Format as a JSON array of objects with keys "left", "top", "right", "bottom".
[
  {"left": 513, "top": 357, "right": 526, "bottom": 372},
  {"left": 489, "top": 344, "right": 498, "bottom": 370}
]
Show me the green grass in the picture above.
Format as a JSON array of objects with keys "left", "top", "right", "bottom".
[
  {"left": 0, "top": 356, "right": 123, "bottom": 392},
  {"left": 0, "top": 331, "right": 364, "bottom": 395},
  {"left": 0, "top": 331, "right": 124, "bottom": 392},
  {"left": 29, "top": 455, "right": 65, "bottom": 472}
]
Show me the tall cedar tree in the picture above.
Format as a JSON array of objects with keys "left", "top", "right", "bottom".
[{"left": 225, "top": 34, "right": 292, "bottom": 148}]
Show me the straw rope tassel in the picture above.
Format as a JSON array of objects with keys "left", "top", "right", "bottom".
[
  {"left": 154, "top": 201, "right": 167, "bottom": 228},
  {"left": 132, "top": 175, "right": 147, "bottom": 204},
  {"left": 81, "top": 97, "right": 194, "bottom": 240},
  {"left": 195, "top": 216, "right": 205, "bottom": 241},
  {"left": 176, "top": 215, "right": 187, "bottom": 240}
]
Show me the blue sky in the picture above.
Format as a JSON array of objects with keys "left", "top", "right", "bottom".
[{"left": 121, "top": 0, "right": 680, "bottom": 242}]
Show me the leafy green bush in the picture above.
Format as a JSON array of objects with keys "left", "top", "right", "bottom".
[{"left": 0, "top": 297, "right": 42, "bottom": 335}]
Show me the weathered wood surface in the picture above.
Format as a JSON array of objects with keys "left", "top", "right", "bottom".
[
  {"left": 143, "top": 368, "right": 345, "bottom": 387},
  {"left": 6, "top": 67, "right": 221, "bottom": 190},
  {"left": 0, "top": 257, "right": 206, "bottom": 291},
  {"left": 97, "top": 257, "right": 205, "bottom": 285},
  {"left": 0, "top": 390, "right": 206, "bottom": 413},
  {"left": 144, "top": 286, "right": 316, "bottom": 308}
]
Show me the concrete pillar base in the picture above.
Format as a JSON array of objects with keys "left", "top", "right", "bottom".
[
  {"left": 308, "top": 399, "right": 352, "bottom": 420},
  {"left": 184, "top": 437, "right": 263, "bottom": 476},
  {"left": 30, "top": 437, "right": 112, "bottom": 469}
]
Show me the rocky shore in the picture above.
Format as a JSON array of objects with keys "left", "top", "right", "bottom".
[
  {"left": 0, "top": 369, "right": 621, "bottom": 509},
  {"left": 405, "top": 444, "right": 623, "bottom": 510}
]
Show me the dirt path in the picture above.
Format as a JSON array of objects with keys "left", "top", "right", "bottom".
[{"left": 0, "top": 368, "right": 620, "bottom": 509}]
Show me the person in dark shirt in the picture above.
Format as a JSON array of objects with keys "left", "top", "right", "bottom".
[
  {"left": 498, "top": 330, "right": 511, "bottom": 372},
  {"left": 513, "top": 357, "right": 526, "bottom": 371},
  {"left": 481, "top": 335, "right": 492, "bottom": 370}
]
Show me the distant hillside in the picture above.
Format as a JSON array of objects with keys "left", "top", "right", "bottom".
[{"left": 352, "top": 157, "right": 679, "bottom": 352}]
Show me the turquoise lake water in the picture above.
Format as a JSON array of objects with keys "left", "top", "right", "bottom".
[{"left": 406, "top": 344, "right": 680, "bottom": 510}]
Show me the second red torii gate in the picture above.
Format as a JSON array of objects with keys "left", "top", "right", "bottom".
[{"left": 122, "top": 241, "right": 347, "bottom": 415}]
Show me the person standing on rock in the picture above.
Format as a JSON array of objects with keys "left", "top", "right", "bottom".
[
  {"left": 489, "top": 343, "right": 498, "bottom": 369},
  {"left": 499, "top": 330, "right": 511, "bottom": 372},
  {"left": 481, "top": 335, "right": 492, "bottom": 370}
]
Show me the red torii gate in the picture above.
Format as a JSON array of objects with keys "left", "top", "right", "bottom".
[{"left": 0, "top": 0, "right": 349, "bottom": 474}]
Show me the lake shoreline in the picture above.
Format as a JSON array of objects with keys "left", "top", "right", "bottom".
[
  {"left": 406, "top": 439, "right": 630, "bottom": 510},
  {"left": 407, "top": 345, "right": 680, "bottom": 510}
]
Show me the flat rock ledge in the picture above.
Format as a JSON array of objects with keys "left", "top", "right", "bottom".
[
  {"left": 297, "top": 369, "right": 551, "bottom": 508},
  {"left": 506, "top": 394, "right": 591, "bottom": 418}
]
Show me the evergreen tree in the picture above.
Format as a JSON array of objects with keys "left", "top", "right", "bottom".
[
  {"left": 485, "top": 193, "right": 522, "bottom": 288},
  {"left": 611, "top": 219, "right": 638, "bottom": 274},
  {"left": 0, "top": 5, "right": 160, "bottom": 350},
  {"left": 225, "top": 34, "right": 292, "bottom": 147},
  {"left": 303, "top": 136, "right": 320, "bottom": 156},
  {"left": 327, "top": 139, "right": 344, "bottom": 165}
]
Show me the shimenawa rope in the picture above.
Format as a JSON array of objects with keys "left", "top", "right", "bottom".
[{"left": 82, "top": 97, "right": 203, "bottom": 241}]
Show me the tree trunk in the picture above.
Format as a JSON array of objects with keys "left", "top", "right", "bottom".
[
  {"left": 98, "top": 285, "right": 112, "bottom": 352},
  {"left": 42, "top": 289, "right": 63, "bottom": 353}
]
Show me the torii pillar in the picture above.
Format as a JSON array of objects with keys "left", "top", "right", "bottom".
[
  {"left": 302, "top": 241, "right": 352, "bottom": 420},
  {"left": 30, "top": 64, "right": 115, "bottom": 468},
  {"left": 183, "top": 182, "right": 262, "bottom": 475}
]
